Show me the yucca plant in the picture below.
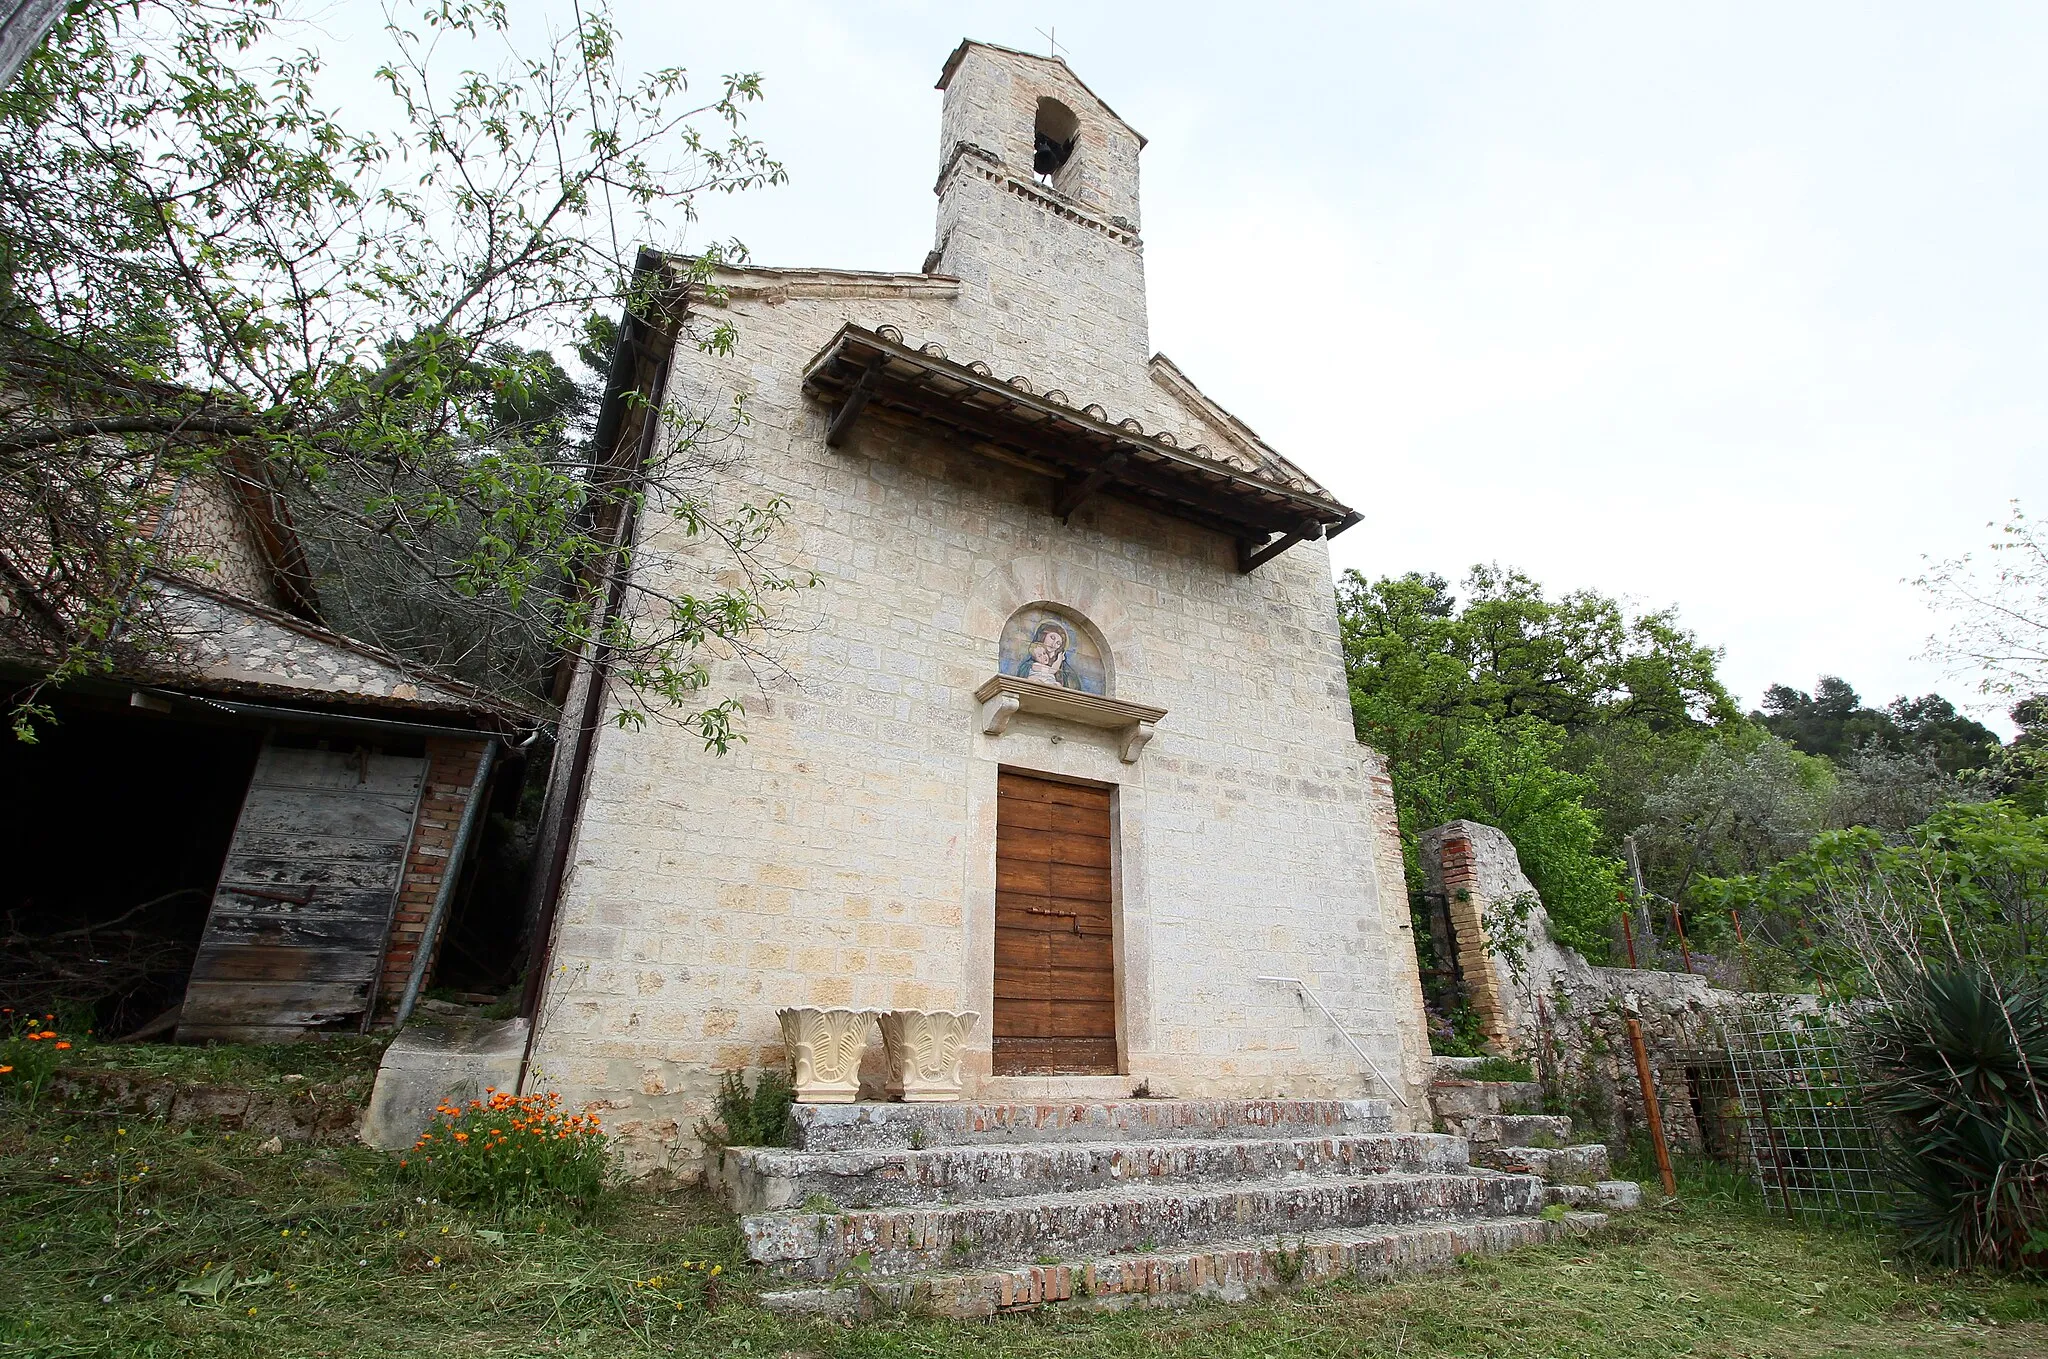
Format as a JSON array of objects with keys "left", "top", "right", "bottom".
[{"left": 1861, "top": 966, "right": 2048, "bottom": 1271}]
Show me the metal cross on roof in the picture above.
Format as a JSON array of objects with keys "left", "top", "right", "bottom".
[{"left": 1035, "top": 26, "right": 1067, "bottom": 60}]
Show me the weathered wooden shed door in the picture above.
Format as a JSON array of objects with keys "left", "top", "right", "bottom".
[
  {"left": 179, "top": 742, "right": 426, "bottom": 1042},
  {"left": 992, "top": 771, "right": 1117, "bottom": 1074}
]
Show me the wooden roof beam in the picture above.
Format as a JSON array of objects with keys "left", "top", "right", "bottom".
[
  {"left": 871, "top": 387, "right": 1298, "bottom": 535},
  {"left": 824, "top": 354, "right": 884, "bottom": 448},
  {"left": 1238, "top": 518, "right": 1324, "bottom": 574},
  {"left": 1054, "top": 451, "right": 1129, "bottom": 521}
]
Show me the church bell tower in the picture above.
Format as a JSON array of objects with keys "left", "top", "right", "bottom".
[{"left": 928, "top": 41, "right": 1153, "bottom": 402}]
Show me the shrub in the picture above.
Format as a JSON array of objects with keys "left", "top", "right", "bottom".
[
  {"left": 1428, "top": 1003, "right": 1489, "bottom": 1058},
  {"left": 0, "top": 1010, "right": 74, "bottom": 1107},
  {"left": 1462, "top": 1056, "right": 1535, "bottom": 1083},
  {"left": 1862, "top": 967, "right": 2048, "bottom": 1272},
  {"left": 404, "top": 1088, "right": 610, "bottom": 1214},
  {"left": 695, "top": 1068, "right": 794, "bottom": 1152}
]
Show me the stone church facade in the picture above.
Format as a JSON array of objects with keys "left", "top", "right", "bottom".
[{"left": 526, "top": 41, "right": 1433, "bottom": 1172}]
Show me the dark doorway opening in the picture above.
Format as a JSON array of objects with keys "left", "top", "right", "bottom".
[
  {"left": 0, "top": 699, "right": 261, "bottom": 1036},
  {"left": 426, "top": 745, "right": 544, "bottom": 1001}
]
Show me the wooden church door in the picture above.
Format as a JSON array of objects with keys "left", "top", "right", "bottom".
[{"left": 992, "top": 770, "right": 1117, "bottom": 1074}]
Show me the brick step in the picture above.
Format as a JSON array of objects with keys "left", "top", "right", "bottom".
[
  {"left": 717, "top": 1131, "right": 1470, "bottom": 1212},
  {"left": 1440, "top": 1112, "right": 1575, "bottom": 1147},
  {"left": 741, "top": 1169, "right": 1546, "bottom": 1279},
  {"left": 758, "top": 1212, "right": 1612, "bottom": 1319},
  {"left": 1474, "top": 1142, "right": 1610, "bottom": 1184},
  {"left": 786, "top": 1097, "right": 1393, "bottom": 1152}
]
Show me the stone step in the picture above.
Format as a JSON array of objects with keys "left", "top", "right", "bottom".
[
  {"left": 1429, "top": 1078, "right": 1545, "bottom": 1119},
  {"left": 758, "top": 1212, "right": 1612, "bottom": 1319},
  {"left": 786, "top": 1097, "right": 1393, "bottom": 1152},
  {"left": 1474, "top": 1142, "right": 1611, "bottom": 1185},
  {"left": 1544, "top": 1180, "right": 1644, "bottom": 1212},
  {"left": 717, "top": 1132, "right": 1470, "bottom": 1212},
  {"left": 741, "top": 1169, "right": 1546, "bottom": 1279},
  {"left": 1440, "top": 1112, "right": 1574, "bottom": 1147}
]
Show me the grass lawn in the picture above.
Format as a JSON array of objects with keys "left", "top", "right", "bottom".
[
  {"left": 51, "top": 1035, "right": 391, "bottom": 1107},
  {"left": 4, "top": 1092, "right": 2046, "bottom": 1358}
]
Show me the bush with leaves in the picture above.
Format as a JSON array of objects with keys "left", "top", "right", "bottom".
[
  {"left": 1861, "top": 967, "right": 2048, "bottom": 1272},
  {"left": 694, "top": 1067, "right": 793, "bottom": 1153},
  {"left": 404, "top": 1088, "right": 610, "bottom": 1214},
  {"left": 1699, "top": 800, "right": 2048, "bottom": 993}
]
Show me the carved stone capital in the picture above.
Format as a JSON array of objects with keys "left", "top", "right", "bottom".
[
  {"left": 778, "top": 1007, "right": 874, "bottom": 1103},
  {"left": 876, "top": 1009, "right": 981, "bottom": 1102}
]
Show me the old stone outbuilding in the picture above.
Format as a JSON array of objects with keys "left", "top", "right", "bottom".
[{"left": 0, "top": 455, "right": 535, "bottom": 1042}]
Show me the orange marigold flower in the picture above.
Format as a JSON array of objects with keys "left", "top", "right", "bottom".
[
  {"left": 53, "top": 1041, "right": 70, "bottom": 1050},
  {"left": 452, "top": 1131, "right": 469, "bottom": 1142},
  {"left": 0, "top": 1065, "right": 13, "bottom": 1074}
]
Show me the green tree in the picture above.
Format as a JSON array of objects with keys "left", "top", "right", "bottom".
[
  {"left": 1634, "top": 732, "right": 1836, "bottom": 899},
  {"left": 1998, "top": 696, "right": 2048, "bottom": 814},
  {"left": 1338, "top": 566, "right": 1734, "bottom": 954},
  {"left": 1757, "top": 677, "right": 2000, "bottom": 775},
  {"left": 1397, "top": 718, "right": 1626, "bottom": 955},
  {"left": 0, "top": 0, "right": 792, "bottom": 740}
]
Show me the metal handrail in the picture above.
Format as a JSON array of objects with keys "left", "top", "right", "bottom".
[{"left": 1258, "top": 975, "right": 1410, "bottom": 1107}]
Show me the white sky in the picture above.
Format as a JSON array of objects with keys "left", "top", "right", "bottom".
[{"left": 337, "top": 3, "right": 2048, "bottom": 729}]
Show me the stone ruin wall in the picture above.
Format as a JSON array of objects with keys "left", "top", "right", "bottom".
[{"left": 1419, "top": 819, "right": 1781, "bottom": 1159}]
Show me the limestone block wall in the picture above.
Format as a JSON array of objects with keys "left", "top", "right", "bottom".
[{"left": 522, "top": 280, "right": 1431, "bottom": 1174}]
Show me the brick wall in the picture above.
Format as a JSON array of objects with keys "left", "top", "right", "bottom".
[
  {"left": 374, "top": 735, "right": 490, "bottom": 1023},
  {"left": 1433, "top": 832, "right": 1514, "bottom": 1051}
]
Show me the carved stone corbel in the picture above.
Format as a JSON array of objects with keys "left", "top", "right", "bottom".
[
  {"left": 1119, "top": 719, "right": 1155, "bottom": 764},
  {"left": 979, "top": 690, "right": 1023, "bottom": 736}
]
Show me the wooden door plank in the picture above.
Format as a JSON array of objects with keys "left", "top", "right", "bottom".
[
  {"left": 993, "top": 798, "right": 1113, "bottom": 835},
  {"left": 996, "top": 825, "right": 1113, "bottom": 867},
  {"left": 179, "top": 743, "right": 426, "bottom": 1043},
  {"left": 995, "top": 774, "right": 1111, "bottom": 809}
]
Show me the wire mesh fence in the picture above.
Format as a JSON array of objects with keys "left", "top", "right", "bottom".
[{"left": 1720, "top": 999, "right": 1890, "bottom": 1222}]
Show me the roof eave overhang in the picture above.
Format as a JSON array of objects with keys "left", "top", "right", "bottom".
[{"left": 800, "top": 324, "right": 1359, "bottom": 570}]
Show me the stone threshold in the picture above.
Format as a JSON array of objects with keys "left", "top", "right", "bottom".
[{"left": 972, "top": 1075, "right": 1136, "bottom": 1101}]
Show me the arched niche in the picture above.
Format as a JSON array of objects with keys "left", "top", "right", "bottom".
[
  {"left": 997, "top": 601, "right": 1112, "bottom": 696},
  {"left": 1033, "top": 98, "right": 1079, "bottom": 179}
]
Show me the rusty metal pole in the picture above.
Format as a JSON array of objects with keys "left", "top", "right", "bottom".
[
  {"left": 1622, "top": 911, "right": 1639, "bottom": 969},
  {"left": 1669, "top": 904, "right": 1694, "bottom": 975},
  {"left": 1730, "top": 909, "right": 1745, "bottom": 946},
  {"left": 1626, "top": 1016, "right": 1677, "bottom": 1196}
]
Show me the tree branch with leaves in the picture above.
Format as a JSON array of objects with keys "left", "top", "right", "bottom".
[{"left": 0, "top": 0, "right": 797, "bottom": 743}]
